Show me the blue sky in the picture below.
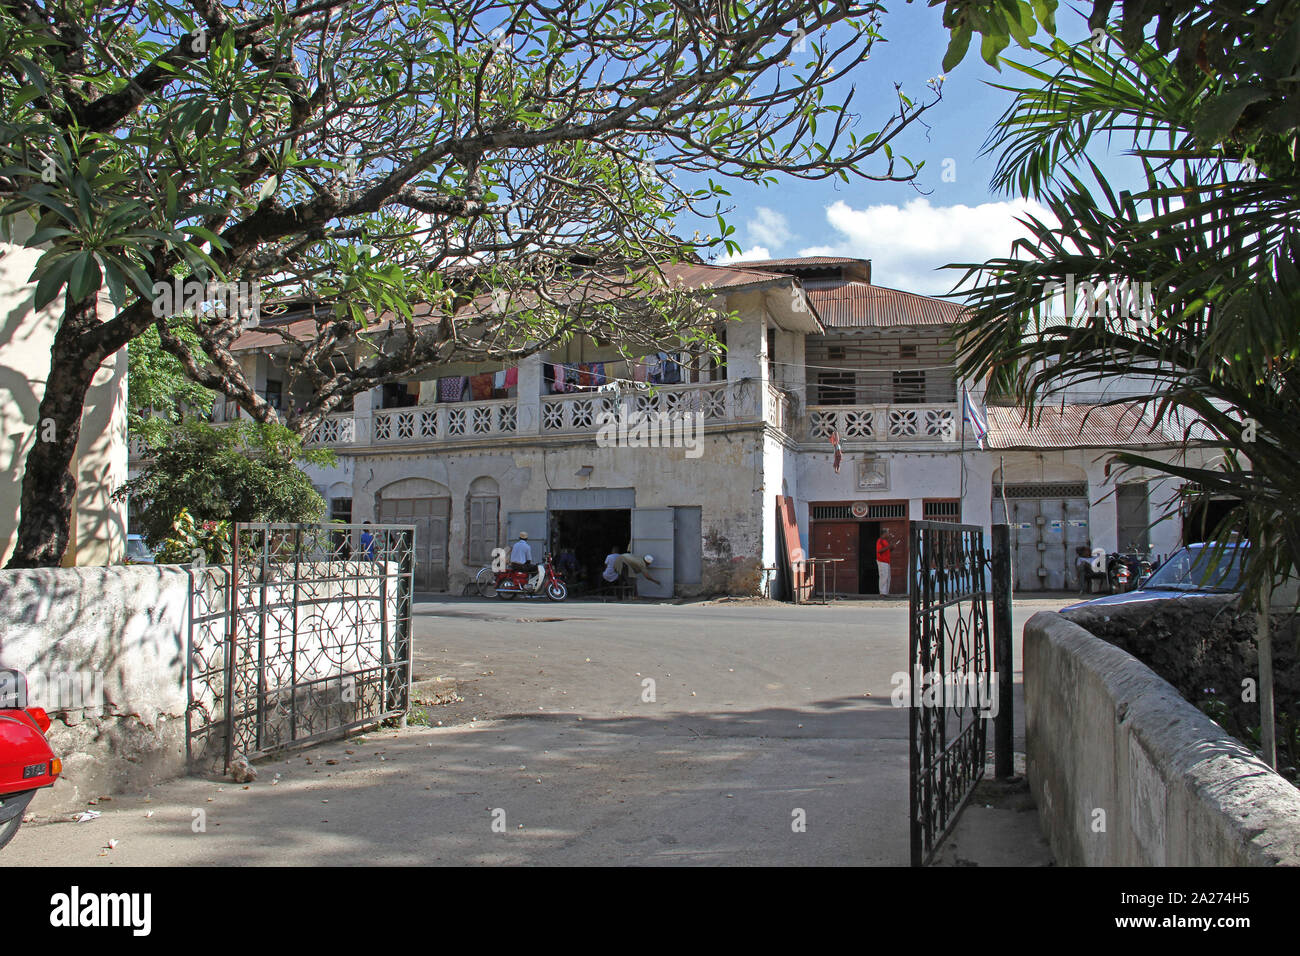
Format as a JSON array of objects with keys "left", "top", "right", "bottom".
[{"left": 694, "top": 3, "right": 1146, "bottom": 296}]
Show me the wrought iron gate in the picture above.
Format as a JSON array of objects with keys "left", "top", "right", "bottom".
[
  {"left": 187, "top": 523, "right": 415, "bottom": 773},
  {"left": 908, "top": 520, "right": 992, "bottom": 866}
]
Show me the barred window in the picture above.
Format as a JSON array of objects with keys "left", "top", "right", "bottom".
[
  {"left": 817, "top": 371, "right": 856, "bottom": 405},
  {"left": 923, "top": 500, "right": 961, "bottom": 521}
]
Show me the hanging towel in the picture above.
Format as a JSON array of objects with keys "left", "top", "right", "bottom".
[
  {"left": 504, "top": 366, "right": 519, "bottom": 387},
  {"left": 592, "top": 362, "right": 607, "bottom": 387},
  {"left": 439, "top": 376, "right": 465, "bottom": 402},
  {"left": 632, "top": 359, "right": 648, "bottom": 383},
  {"left": 470, "top": 373, "right": 494, "bottom": 400},
  {"left": 551, "top": 363, "right": 567, "bottom": 393},
  {"left": 577, "top": 364, "right": 592, "bottom": 388},
  {"left": 565, "top": 365, "right": 581, "bottom": 391},
  {"left": 493, "top": 369, "right": 507, "bottom": 389}
]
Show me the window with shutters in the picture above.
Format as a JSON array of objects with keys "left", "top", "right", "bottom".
[
  {"left": 467, "top": 496, "right": 500, "bottom": 565},
  {"left": 817, "top": 371, "right": 856, "bottom": 405},
  {"left": 892, "top": 370, "right": 925, "bottom": 404}
]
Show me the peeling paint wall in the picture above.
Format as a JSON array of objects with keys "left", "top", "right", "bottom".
[{"left": 309, "top": 425, "right": 771, "bottom": 595}]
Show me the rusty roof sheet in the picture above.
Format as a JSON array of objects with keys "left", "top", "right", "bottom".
[
  {"left": 230, "top": 262, "right": 792, "bottom": 351},
  {"left": 731, "top": 256, "right": 867, "bottom": 269},
  {"left": 803, "top": 279, "right": 966, "bottom": 329},
  {"left": 986, "top": 403, "right": 1177, "bottom": 449}
]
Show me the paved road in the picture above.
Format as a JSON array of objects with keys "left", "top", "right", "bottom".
[{"left": 6, "top": 595, "right": 1066, "bottom": 866}]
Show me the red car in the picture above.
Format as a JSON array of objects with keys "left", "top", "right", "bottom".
[{"left": 0, "top": 670, "right": 61, "bottom": 850}]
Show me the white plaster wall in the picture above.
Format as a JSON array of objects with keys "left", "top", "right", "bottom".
[
  {"left": 352, "top": 429, "right": 767, "bottom": 591},
  {"left": 796, "top": 450, "right": 968, "bottom": 511}
]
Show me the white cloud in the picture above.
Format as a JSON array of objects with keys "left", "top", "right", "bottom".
[
  {"left": 746, "top": 207, "right": 793, "bottom": 250},
  {"left": 716, "top": 245, "right": 773, "bottom": 264},
  {"left": 798, "top": 197, "right": 1055, "bottom": 296}
]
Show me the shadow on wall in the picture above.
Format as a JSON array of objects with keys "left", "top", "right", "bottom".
[
  {"left": 0, "top": 242, "right": 128, "bottom": 567},
  {"left": 0, "top": 565, "right": 190, "bottom": 812}
]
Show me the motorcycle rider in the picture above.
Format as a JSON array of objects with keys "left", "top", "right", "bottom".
[{"left": 509, "top": 531, "right": 536, "bottom": 572}]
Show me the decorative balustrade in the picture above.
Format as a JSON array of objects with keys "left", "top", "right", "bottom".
[
  {"left": 806, "top": 403, "right": 959, "bottom": 443},
  {"left": 766, "top": 385, "right": 793, "bottom": 433},
  {"left": 127, "top": 435, "right": 152, "bottom": 460},
  {"left": 305, "top": 413, "right": 357, "bottom": 446},
  {"left": 540, "top": 380, "right": 741, "bottom": 433},
  {"left": 372, "top": 398, "right": 517, "bottom": 444}
]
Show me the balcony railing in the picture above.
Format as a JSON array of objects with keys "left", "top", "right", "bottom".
[
  {"left": 127, "top": 435, "right": 152, "bottom": 461},
  {"left": 305, "top": 413, "right": 357, "bottom": 446},
  {"left": 766, "top": 384, "right": 794, "bottom": 433},
  {"left": 806, "top": 403, "right": 959, "bottom": 443},
  {"left": 540, "top": 380, "right": 746, "bottom": 434},
  {"left": 140, "top": 389, "right": 960, "bottom": 456},
  {"left": 372, "top": 398, "right": 517, "bottom": 444}
]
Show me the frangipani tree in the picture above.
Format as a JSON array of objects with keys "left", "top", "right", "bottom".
[{"left": 1, "top": 0, "right": 944, "bottom": 567}]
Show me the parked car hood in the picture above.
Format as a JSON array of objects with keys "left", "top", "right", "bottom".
[{"left": 1060, "top": 588, "right": 1236, "bottom": 614}]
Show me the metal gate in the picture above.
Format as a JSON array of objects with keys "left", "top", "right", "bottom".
[
  {"left": 187, "top": 522, "right": 415, "bottom": 773},
  {"left": 908, "top": 520, "right": 992, "bottom": 866}
]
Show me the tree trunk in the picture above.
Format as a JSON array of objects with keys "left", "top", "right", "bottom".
[{"left": 5, "top": 292, "right": 105, "bottom": 569}]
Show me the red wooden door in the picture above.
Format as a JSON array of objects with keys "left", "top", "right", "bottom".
[{"left": 812, "top": 522, "right": 860, "bottom": 595}]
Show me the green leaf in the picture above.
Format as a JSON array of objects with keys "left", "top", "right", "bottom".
[
  {"left": 68, "top": 251, "right": 102, "bottom": 301},
  {"left": 33, "top": 254, "right": 75, "bottom": 310},
  {"left": 980, "top": 33, "right": 1010, "bottom": 71},
  {"left": 943, "top": 26, "right": 973, "bottom": 72},
  {"left": 1195, "top": 87, "right": 1271, "bottom": 143}
]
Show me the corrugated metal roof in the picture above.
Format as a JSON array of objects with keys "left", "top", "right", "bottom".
[
  {"left": 804, "top": 279, "right": 966, "bottom": 329},
  {"left": 986, "top": 403, "right": 1177, "bottom": 449},
  {"left": 732, "top": 256, "right": 867, "bottom": 269}
]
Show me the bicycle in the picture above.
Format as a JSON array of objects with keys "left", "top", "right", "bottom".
[{"left": 473, "top": 565, "right": 497, "bottom": 598}]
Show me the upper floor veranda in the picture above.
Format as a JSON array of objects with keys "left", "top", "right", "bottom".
[{"left": 128, "top": 257, "right": 976, "bottom": 462}]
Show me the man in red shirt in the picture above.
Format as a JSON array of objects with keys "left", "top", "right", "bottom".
[{"left": 876, "top": 532, "right": 893, "bottom": 595}]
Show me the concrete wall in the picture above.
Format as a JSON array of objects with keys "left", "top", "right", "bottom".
[
  {"left": 0, "top": 238, "right": 128, "bottom": 566},
  {"left": 1024, "top": 610, "right": 1300, "bottom": 865},
  {"left": 0, "top": 565, "right": 190, "bottom": 812},
  {"left": 330, "top": 426, "right": 770, "bottom": 595},
  {"left": 0, "top": 560, "right": 404, "bottom": 812}
]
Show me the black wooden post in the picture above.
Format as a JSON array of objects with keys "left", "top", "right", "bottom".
[{"left": 991, "top": 523, "right": 1015, "bottom": 779}]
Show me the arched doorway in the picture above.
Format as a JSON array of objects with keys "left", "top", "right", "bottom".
[{"left": 376, "top": 477, "right": 450, "bottom": 591}]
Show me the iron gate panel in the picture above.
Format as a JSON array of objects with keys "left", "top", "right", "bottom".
[
  {"left": 187, "top": 523, "right": 414, "bottom": 773},
  {"left": 908, "top": 520, "right": 992, "bottom": 866}
]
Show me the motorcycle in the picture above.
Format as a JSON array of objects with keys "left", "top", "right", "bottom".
[
  {"left": 1104, "top": 552, "right": 1132, "bottom": 593},
  {"left": 0, "top": 669, "right": 61, "bottom": 851},
  {"left": 1105, "top": 549, "right": 1154, "bottom": 593},
  {"left": 1120, "top": 549, "right": 1153, "bottom": 589},
  {"left": 493, "top": 552, "right": 568, "bottom": 601}
]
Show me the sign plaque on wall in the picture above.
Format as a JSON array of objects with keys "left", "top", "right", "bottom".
[{"left": 856, "top": 457, "right": 889, "bottom": 492}]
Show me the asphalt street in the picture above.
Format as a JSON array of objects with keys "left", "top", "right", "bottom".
[{"left": 6, "top": 595, "right": 1065, "bottom": 865}]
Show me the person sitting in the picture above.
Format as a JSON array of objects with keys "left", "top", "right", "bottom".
[
  {"left": 557, "top": 547, "right": 579, "bottom": 581},
  {"left": 509, "top": 531, "right": 536, "bottom": 572},
  {"left": 1075, "top": 545, "right": 1101, "bottom": 592}
]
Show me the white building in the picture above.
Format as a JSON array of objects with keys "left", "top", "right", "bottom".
[{"left": 129, "top": 256, "right": 1207, "bottom": 596}]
